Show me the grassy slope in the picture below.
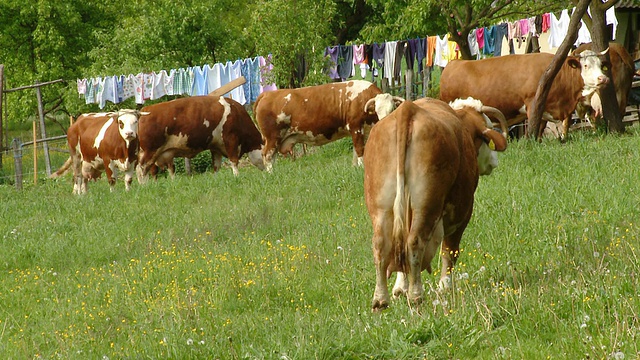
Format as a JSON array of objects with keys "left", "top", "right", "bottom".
[{"left": 0, "top": 129, "right": 639, "bottom": 359}]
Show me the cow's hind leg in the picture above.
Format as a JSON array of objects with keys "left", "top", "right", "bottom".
[
  {"left": 439, "top": 227, "right": 465, "bottom": 290},
  {"left": 407, "top": 214, "right": 444, "bottom": 305},
  {"left": 392, "top": 272, "right": 408, "bottom": 298},
  {"left": 371, "top": 213, "right": 393, "bottom": 311},
  {"left": 350, "top": 127, "right": 366, "bottom": 166}
]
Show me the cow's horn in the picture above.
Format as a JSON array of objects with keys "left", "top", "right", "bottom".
[
  {"left": 392, "top": 96, "right": 405, "bottom": 104},
  {"left": 481, "top": 106, "right": 508, "bottom": 138},
  {"left": 599, "top": 48, "right": 609, "bottom": 56},
  {"left": 364, "top": 98, "right": 376, "bottom": 114}
]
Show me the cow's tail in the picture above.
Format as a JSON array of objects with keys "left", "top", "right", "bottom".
[
  {"left": 50, "top": 156, "right": 72, "bottom": 179},
  {"left": 392, "top": 102, "right": 412, "bottom": 271}
]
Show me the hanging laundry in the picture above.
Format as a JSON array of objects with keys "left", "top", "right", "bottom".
[
  {"left": 542, "top": 13, "right": 551, "bottom": 33},
  {"left": 152, "top": 70, "right": 168, "bottom": 100},
  {"left": 192, "top": 65, "right": 208, "bottom": 96},
  {"left": 259, "top": 55, "right": 277, "bottom": 92},
  {"left": 482, "top": 26, "right": 496, "bottom": 55},
  {"left": 426, "top": 36, "right": 437, "bottom": 67},
  {"left": 383, "top": 41, "right": 398, "bottom": 86},
  {"left": 115, "top": 75, "right": 124, "bottom": 103},
  {"left": 434, "top": 35, "right": 449, "bottom": 67},
  {"left": 77, "top": 79, "right": 86, "bottom": 97},
  {"left": 446, "top": 40, "right": 458, "bottom": 61},
  {"left": 476, "top": 28, "right": 485, "bottom": 50},
  {"left": 230, "top": 60, "right": 246, "bottom": 104},
  {"left": 494, "top": 23, "right": 509, "bottom": 57},
  {"left": 371, "top": 43, "right": 385, "bottom": 78},
  {"left": 324, "top": 46, "right": 340, "bottom": 80},
  {"left": 164, "top": 69, "right": 175, "bottom": 96},
  {"left": 394, "top": 40, "right": 407, "bottom": 79},
  {"left": 468, "top": 30, "right": 479, "bottom": 58},
  {"left": 607, "top": 6, "right": 618, "bottom": 40},
  {"left": 249, "top": 57, "right": 262, "bottom": 103},
  {"left": 337, "top": 45, "right": 353, "bottom": 81},
  {"left": 353, "top": 44, "right": 367, "bottom": 78},
  {"left": 123, "top": 74, "right": 136, "bottom": 102},
  {"left": 416, "top": 37, "right": 427, "bottom": 71},
  {"left": 548, "top": 9, "right": 570, "bottom": 48}
]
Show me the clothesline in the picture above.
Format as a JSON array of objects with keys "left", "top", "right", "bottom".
[
  {"left": 78, "top": 7, "right": 617, "bottom": 108},
  {"left": 77, "top": 55, "right": 277, "bottom": 109},
  {"left": 323, "top": 7, "right": 618, "bottom": 87}
]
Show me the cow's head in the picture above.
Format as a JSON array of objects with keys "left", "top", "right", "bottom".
[
  {"left": 568, "top": 49, "right": 611, "bottom": 97},
  {"left": 115, "top": 109, "right": 148, "bottom": 143},
  {"left": 364, "top": 93, "right": 405, "bottom": 119},
  {"left": 248, "top": 147, "right": 266, "bottom": 171},
  {"left": 449, "top": 98, "right": 507, "bottom": 176}
]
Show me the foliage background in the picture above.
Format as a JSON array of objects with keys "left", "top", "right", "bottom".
[
  {"left": 1, "top": 130, "right": 639, "bottom": 359},
  {"left": 0, "top": 0, "right": 571, "bottom": 129}
]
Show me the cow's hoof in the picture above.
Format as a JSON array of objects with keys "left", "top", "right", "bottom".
[
  {"left": 372, "top": 300, "right": 389, "bottom": 312},
  {"left": 438, "top": 276, "right": 452, "bottom": 291},
  {"left": 408, "top": 294, "right": 424, "bottom": 306},
  {"left": 392, "top": 286, "right": 406, "bottom": 298}
]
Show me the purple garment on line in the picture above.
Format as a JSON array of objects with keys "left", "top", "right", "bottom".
[{"left": 324, "top": 46, "right": 340, "bottom": 80}]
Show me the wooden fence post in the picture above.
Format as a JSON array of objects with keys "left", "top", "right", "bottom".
[
  {"left": 35, "top": 83, "right": 52, "bottom": 176},
  {"left": 12, "top": 138, "right": 22, "bottom": 190},
  {"left": 0, "top": 64, "right": 4, "bottom": 169}
]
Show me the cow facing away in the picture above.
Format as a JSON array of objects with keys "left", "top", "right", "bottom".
[
  {"left": 253, "top": 80, "right": 401, "bottom": 173},
  {"left": 51, "top": 110, "right": 146, "bottom": 194},
  {"left": 440, "top": 50, "right": 610, "bottom": 140},
  {"left": 363, "top": 98, "right": 507, "bottom": 311},
  {"left": 137, "top": 96, "right": 264, "bottom": 182},
  {"left": 574, "top": 43, "right": 634, "bottom": 125}
]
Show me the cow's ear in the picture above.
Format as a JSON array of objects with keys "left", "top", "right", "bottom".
[
  {"left": 481, "top": 129, "right": 507, "bottom": 152},
  {"left": 567, "top": 57, "right": 581, "bottom": 69}
]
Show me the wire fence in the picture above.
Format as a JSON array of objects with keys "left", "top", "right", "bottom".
[{"left": 1, "top": 136, "right": 69, "bottom": 188}]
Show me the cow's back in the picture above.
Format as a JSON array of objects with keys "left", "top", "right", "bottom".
[{"left": 440, "top": 54, "right": 555, "bottom": 119}]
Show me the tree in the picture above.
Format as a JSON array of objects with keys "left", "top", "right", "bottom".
[
  {"left": 527, "top": 0, "right": 591, "bottom": 139},
  {"left": 361, "top": 0, "right": 571, "bottom": 59},
  {"left": 574, "top": 0, "right": 623, "bottom": 133},
  {"left": 247, "top": 0, "right": 337, "bottom": 88},
  {"left": 0, "top": 1, "right": 110, "bottom": 125}
]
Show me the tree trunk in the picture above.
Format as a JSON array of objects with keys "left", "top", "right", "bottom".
[
  {"left": 449, "top": 28, "right": 473, "bottom": 60},
  {"left": 588, "top": 0, "right": 624, "bottom": 133},
  {"left": 527, "top": 0, "right": 591, "bottom": 139}
]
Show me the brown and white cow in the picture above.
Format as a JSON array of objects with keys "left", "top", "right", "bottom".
[
  {"left": 574, "top": 43, "right": 634, "bottom": 125},
  {"left": 253, "top": 80, "right": 402, "bottom": 172},
  {"left": 440, "top": 50, "right": 611, "bottom": 140},
  {"left": 363, "top": 98, "right": 507, "bottom": 311},
  {"left": 136, "top": 95, "right": 264, "bottom": 182},
  {"left": 51, "top": 110, "right": 145, "bottom": 194}
]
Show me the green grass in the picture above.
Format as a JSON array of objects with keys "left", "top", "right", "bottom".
[{"left": 1, "top": 129, "right": 639, "bottom": 359}]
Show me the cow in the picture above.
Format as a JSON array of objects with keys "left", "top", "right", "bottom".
[
  {"left": 253, "top": 80, "right": 403, "bottom": 173},
  {"left": 440, "top": 50, "right": 611, "bottom": 140},
  {"left": 136, "top": 95, "right": 265, "bottom": 182},
  {"left": 363, "top": 97, "right": 507, "bottom": 311},
  {"left": 574, "top": 42, "right": 634, "bottom": 126},
  {"left": 51, "top": 110, "right": 146, "bottom": 194}
]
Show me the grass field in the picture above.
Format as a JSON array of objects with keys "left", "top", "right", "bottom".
[{"left": 1, "top": 128, "right": 639, "bottom": 359}]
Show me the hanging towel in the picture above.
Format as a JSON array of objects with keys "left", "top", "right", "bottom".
[
  {"left": 337, "top": 45, "right": 353, "bottom": 80},
  {"left": 482, "top": 26, "right": 496, "bottom": 55},
  {"left": 383, "top": 41, "right": 398, "bottom": 86},
  {"left": 548, "top": 9, "right": 570, "bottom": 48}
]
